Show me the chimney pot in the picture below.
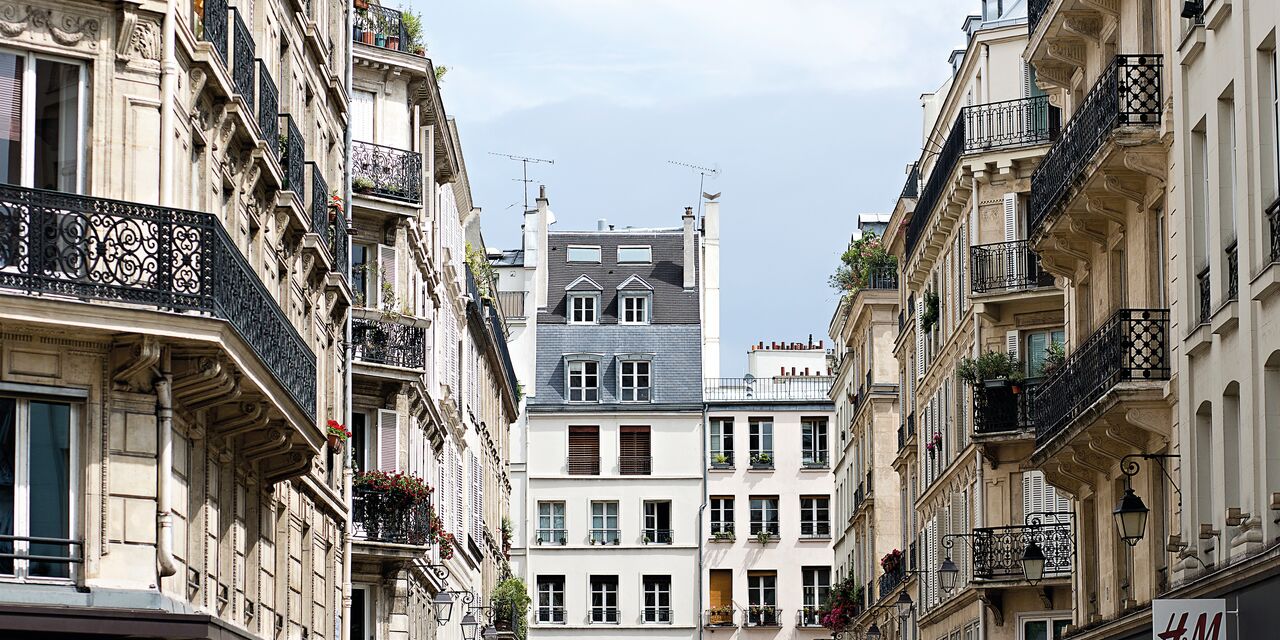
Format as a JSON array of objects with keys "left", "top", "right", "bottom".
[
  {"left": 597, "top": 218, "right": 608, "bottom": 231},
  {"left": 539, "top": 185, "right": 547, "bottom": 199}
]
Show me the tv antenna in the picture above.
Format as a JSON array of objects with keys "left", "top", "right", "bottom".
[
  {"left": 668, "top": 160, "right": 720, "bottom": 218},
  {"left": 490, "top": 152, "right": 555, "bottom": 212}
]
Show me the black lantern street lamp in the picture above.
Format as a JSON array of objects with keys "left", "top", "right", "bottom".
[
  {"left": 894, "top": 590, "right": 914, "bottom": 619},
  {"left": 460, "top": 607, "right": 480, "bottom": 639},
  {"left": 937, "top": 556, "right": 960, "bottom": 593},
  {"left": 865, "top": 623, "right": 883, "bottom": 640},
  {"left": 432, "top": 590, "right": 455, "bottom": 625},
  {"left": 1113, "top": 487, "right": 1150, "bottom": 547},
  {"left": 481, "top": 625, "right": 499, "bottom": 640},
  {"left": 1020, "top": 540, "right": 1047, "bottom": 584}
]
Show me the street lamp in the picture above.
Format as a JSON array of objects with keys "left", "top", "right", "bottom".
[
  {"left": 938, "top": 555, "right": 960, "bottom": 593},
  {"left": 865, "top": 623, "right": 883, "bottom": 640},
  {"left": 894, "top": 590, "right": 914, "bottom": 619},
  {"left": 1020, "top": 540, "right": 1047, "bottom": 584},
  {"left": 1113, "top": 487, "right": 1150, "bottom": 547},
  {"left": 481, "top": 625, "right": 499, "bottom": 639},
  {"left": 432, "top": 590, "right": 455, "bottom": 625},
  {"left": 460, "top": 608, "right": 480, "bottom": 639}
]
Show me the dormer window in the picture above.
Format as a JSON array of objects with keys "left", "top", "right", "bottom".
[
  {"left": 620, "top": 293, "right": 650, "bottom": 324},
  {"left": 569, "top": 294, "right": 598, "bottom": 324},
  {"left": 567, "top": 245, "right": 601, "bottom": 263},
  {"left": 617, "top": 246, "right": 651, "bottom": 263},
  {"left": 567, "top": 360, "right": 600, "bottom": 402}
]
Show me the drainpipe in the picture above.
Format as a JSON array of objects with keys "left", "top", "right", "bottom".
[
  {"left": 341, "top": 1, "right": 355, "bottom": 638},
  {"left": 155, "top": 354, "right": 178, "bottom": 579},
  {"left": 158, "top": 0, "right": 176, "bottom": 206},
  {"left": 697, "top": 404, "right": 708, "bottom": 640}
]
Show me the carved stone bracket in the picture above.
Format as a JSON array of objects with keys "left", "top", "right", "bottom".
[
  {"left": 213, "top": 400, "right": 272, "bottom": 438},
  {"left": 977, "top": 590, "right": 1005, "bottom": 627},
  {"left": 111, "top": 335, "right": 161, "bottom": 392},
  {"left": 172, "top": 355, "right": 242, "bottom": 412},
  {"left": 242, "top": 425, "right": 290, "bottom": 461}
]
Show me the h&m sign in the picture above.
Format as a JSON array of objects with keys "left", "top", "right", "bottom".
[{"left": 1153, "top": 599, "right": 1227, "bottom": 640}]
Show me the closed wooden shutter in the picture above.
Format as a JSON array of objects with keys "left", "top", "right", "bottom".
[
  {"left": 377, "top": 409, "right": 398, "bottom": 472},
  {"left": 619, "top": 426, "right": 651, "bottom": 475},
  {"left": 710, "top": 569, "right": 733, "bottom": 609},
  {"left": 568, "top": 426, "right": 600, "bottom": 475}
]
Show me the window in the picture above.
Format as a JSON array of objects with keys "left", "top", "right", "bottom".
[
  {"left": 800, "top": 496, "right": 830, "bottom": 538},
  {"left": 536, "top": 501, "right": 566, "bottom": 544},
  {"left": 567, "top": 360, "right": 599, "bottom": 402},
  {"left": 746, "top": 572, "right": 779, "bottom": 626},
  {"left": 350, "top": 585, "right": 373, "bottom": 640},
  {"left": 1026, "top": 330, "right": 1065, "bottom": 377},
  {"left": 800, "top": 567, "right": 831, "bottom": 626},
  {"left": 350, "top": 89, "right": 375, "bottom": 141},
  {"left": 709, "top": 418, "right": 734, "bottom": 466},
  {"left": 590, "top": 501, "right": 619, "bottom": 544},
  {"left": 619, "top": 360, "right": 651, "bottom": 402},
  {"left": 1019, "top": 614, "right": 1070, "bottom": 640},
  {"left": 748, "top": 418, "right": 773, "bottom": 467},
  {"left": 619, "top": 426, "right": 651, "bottom": 475},
  {"left": 567, "top": 245, "right": 601, "bottom": 262},
  {"left": 617, "top": 245, "right": 652, "bottom": 263},
  {"left": 801, "top": 418, "right": 828, "bottom": 467},
  {"left": 568, "top": 294, "right": 598, "bottom": 324},
  {"left": 1271, "top": 49, "right": 1280, "bottom": 196},
  {"left": 620, "top": 293, "right": 650, "bottom": 324},
  {"left": 567, "top": 425, "right": 600, "bottom": 475},
  {"left": 0, "top": 396, "right": 76, "bottom": 579},
  {"left": 643, "top": 575, "right": 672, "bottom": 623},
  {"left": 351, "top": 244, "right": 372, "bottom": 306},
  {"left": 589, "top": 575, "right": 619, "bottom": 623},
  {"left": 710, "top": 497, "right": 734, "bottom": 537},
  {"left": 643, "top": 500, "right": 671, "bottom": 544},
  {"left": 749, "top": 496, "right": 779, "bottom": 537},
  {"left": 0, "top": 53, "right": 86, "bottom": 191},
  {"left": 536, "top": 576, "right": 566, "bottom": 623}
]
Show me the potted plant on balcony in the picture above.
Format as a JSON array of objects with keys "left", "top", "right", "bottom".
[
  {"left": 750, "top": 452, "right": 773, "bottom": 469},
  {"left": 353, "top": 0, "right": 368, "bottom": 9},
  {"left": 711, "top": 452, "right": 732, "bottom": 469},
  {"left": 922, "top": 290, "right": 940, "bottom": 331},
  {"left": 754, "top": 529, "right": 774, "bottom": 544},
  {"left": 490, "top": 577, "right": 530, "bottom": 638},
  {"left": 829, "top": 231, "right": 897, "bottom": 294},
  {"left": 353, "top": 176, "right": 374, "bottom": 194},
  {"left": 708, "top": 605, "right": 734, "bottom": 626},
  {"left": 958, "top": 350, "right": 1025, "bottom": 392},
  {"left": 325, "top": 420, "right": 351, "bottom": 451},
  {"left": 712, "top": 529, "right": 735, "bottom": 542},
  {"left": 558, "top": 534, "right": 567, "bottom": 545},
  {"left": 926, "top": 432, "right": 942, "bottom": 457},
  {"left": 880, "top": 549, "right": 904, "bottom": 574},
  {"left": 1041, "top": 340, "right": 1066, "bottom": 377}
]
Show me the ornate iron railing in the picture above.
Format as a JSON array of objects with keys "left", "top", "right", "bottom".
[
  {"left": 534, "top": 528, "right": 567, "bottom": 544},
  {"left": 351, "top": 487, "right": 432, "bottom": 545},
  {"left": 856, "top": 265, "right": 898, "bottom": 291},
  {"left": 1269, "top": 198, "right": 1280, "bottom": 263},
  {"left": 0, "top": 185, "right": 316, "bottom": 419},
  {"left": 352, "top": 140, "right": 422, "bottom": 203},
  {"left": 256, "top": 60, "right": 279, "bottom": 158},
  {"left": 972, "top": 516, "right": 1073, "bottom": 580},
  {"left": 905, "top": 114, "right": 965, "bottom": 261},
  {"left": 308, "top": 162, "right": 332, "bottom": 256},
  {"left": 352, "top": 317, "right": 425, "bottom": 369},
  {"left": 352, "top": 4, "right": 408, "bottom": 52},
  {"left": 1033, "top": 309, "right": 1169, "bottom": 446},
  {"left": 200, "top": 0, "right": 229, "bottom": 64},
  {"left": 704, "top": 376, "right": 833, "bottom": 401},
  {"left": 537, "top": 606, "right": 567, "bottom": 624},
  {"left": 331, "top": 204, "right": 349, "bottom": 278},
  {"left": 1197, "top": 266, "right": 1211, "bottom": 323},
  {"left": 279, "top": 115, "right": 305, "bottom": 193},
  {"left": 970, "top": 240, "right": 1055, "bottom": 293},
  {"left": 231, "top": 8, "right": 255, "bottom": 115},
  {"left": 797, "top": 608, "right": 824, "bottom": 628},
  {"left": 643, "top": 529, "right": 673, "bottom": 544},
  {"left": 1030, "top": 55, "right": 1163, "bottom": 236},
  {"left": 900, "top": 162, "right": 919, "bottom": 199},
  {"left": 878, "top": 566, "right": 905, "bottom": 602},
  {"left": 800, "top": 521, "right": 830, "bottom": 538},
  {"left": 963, "top": 96, "right": 1060, "bottom": 153},
  {"left": 742, "top": 606, "right": 781, "bottom": 627},
  {"left": 704, "top": 609, "right": 736, "bottom": 627},
  {"left": 1029, "top": 0, "right": 1051, "bottom": 35},
  {"left": 1226, "top": 240, "right": 1238, "bottom": 301},
  {"left": 973, "top": 378, "right": 1041, "bottom": 434}
]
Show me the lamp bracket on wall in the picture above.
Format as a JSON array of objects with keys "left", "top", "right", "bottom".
[{"left": 1120, "top": 453, "right": 1182, "bottom": 508}]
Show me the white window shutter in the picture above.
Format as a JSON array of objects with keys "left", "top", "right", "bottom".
[
  {"left": 1006, "top": 330, "right": 1020, "bottom": 361},
  {"left": 437, "top": 452, "right": 447, "bottom": 531},
  {"left": 1003, "top": 193, "right": 1018, "bottom": 242},
  {"left": 916, "top": 297, "right": 925, "bottom": 379},
  {"left": 352, "top": 90, "right": 375, "bottom": 140},
  {"left": 377, "top": 409, "right": 398, "bottom": 472},
  {"left": 454, "top": 449, "right": 464, "bottom": 535},
  {"left": 1021, "top": 60, "right": 1031, "bottom": 98},
  {"left": 469, "top": 451, "right": 481, "bottom": 540},
  {"left": 377, "top": 244, "right": 397, "bottom": 308},
  {"left": 1024, "top": 470, "right": 1048, "bottom": 518}
]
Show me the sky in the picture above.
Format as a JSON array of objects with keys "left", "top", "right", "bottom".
[{"left": 411, "top": 0, "right": 982, "bottom": 376}]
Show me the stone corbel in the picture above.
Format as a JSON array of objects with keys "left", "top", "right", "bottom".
[
  {"left": 1069, "top": 216, "right": 1107, "bottom": 247},
  {"left": 172, "top": 356, "right": 242, "bottom": 412},
  {"left": 1068, "top": 442, "right": 1112, "bottom": 475},
  {"left": 242, "top": 425, "right": 290, "bottom": 461},
  {"left": 1123, "top": 406, "right": 1171, "bottom": 437},
  {"left": 1122, "top": 149, "right": 1166, "bottom": 183},
  {"left": 1085, "top": 195, "right": 1127, "bottom": 226},
  {"left": 1103, "top": 419, "right": 1147, "bottom": 449},
  {"left": 1083, "top": 427, "right": 1131, "bottom": 462},
  {"left": 1051, "top": 235, "right": 1091, "bottom": 264},
  {"left": 1046, "top": 38, "right": 1087, "bottom": 69},
  {"left": 1033, "top": 62, "right": 1073, "bottom": 90},
  {"left": 1061, "top": 11, "right": 1103, "bottom": 42},
  {"left": 1103, "top": 175, "right": 1144, "bottom": 204},
  {"left": 1047, "top": 457, "right": 1095, "bottom": 496},
  {"left": 213, "top": 401, "right": 271, "bottom": 438},
  {"left": 1080, "top": 0, "right": 1120, "bottom": 16},
  {"left": 111, "top": 335, "right": 161, "bottom": 392},
  {"left": 263, "top": 449, "right": 314, "bottom": 485},
  {"left": 977, "top": 590, "right": 1004, "bottom": 627}
]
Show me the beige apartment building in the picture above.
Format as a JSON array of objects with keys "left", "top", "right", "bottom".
[{"left": 0, "top": 0, "right": 352, "bottom": 637}]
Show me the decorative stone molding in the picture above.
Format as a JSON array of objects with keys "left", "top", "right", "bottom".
[
  {"left": 111, "top": 334, "right": 161, "bottom": 392},
  {"left": 0, "top": 3, "right": 102, "bottom": 50},
  {"left": 173, "top": 355, "right": 243, "bottom": 412}
]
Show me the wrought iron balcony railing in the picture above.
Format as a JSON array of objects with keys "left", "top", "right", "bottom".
[
  {"left": 536, "top": 606, "right": 566, "bottom": 624},
  {"left": 352, "top": 317, "right": 425, "bottom": 369},
  {"left": 800, "top": 521, "right": 831, "bottom": 539},
  {"left": 1197, "top": 266, "right": 1211, "bottom": 324},
  {"left": 970, "top": 240, "right": 1055, "bottom": 293},
  {"left": 855, "top": 265, "right": 898, "bottom": 291},
  {"left": 484, "top": 301, "right": 520, "bottom": 396},
  {"left": 797, "top": 607, "right": 824, "bottom": 628},
  {"left": 643, "top": 529, "right": 673, "bottom": 544},
  {"left": 567, "top": 454, "right": 600, "bottom": 476},
  {"left": 0, "top": 185, "right": 316, "bottom": 419},
  {"left": 352, "top": 140, "right": 423, "bottom": 203},
  {"left": 973, "top": 378, "right": 1041, "bottom": 434},
  {"left": 704, "top": 609, "right": 736, "bottom": 627},
  {"left": 709, "top": 522, "right": 735, "bottom": 541},
  {"left": 878, "top": 566, "right": 905, "bottom": 602},
  {"left": 0, "top": 534, "right": 83, "bottom": 580},
  {"left": 1029, "top": 55, "right": 1163, "bottom": 236},
  {"left": 1033, "top": 308, "right": 1169, "bottom": 446},
  {"left": 749, "top": 523, "right": 780, "bottom": 539},
  {"left": 1226, "top": 240, "right": 1238, "bottom": 302},
  {"left": 972, "top": 514, "right": 1074, "bottom": 580},
  {"left": 353, "top": 4, "right": 409, "bottom": 52},
  {"left": 963, "top": 96, "right": 1060, "bottom": 153},
  {"left": 906, "top": 113, "right": 965, "bottom": 261},
  {"left": 802, "top": 452, "right": 829, "bottom": 469},
  {"left": 643, "top": 607, "right": 673, "bottom": 624},
  {"left": 231, "top": 8, "right": 255, "bottom": 116},
  {"left": 351, "top": 487, "right": 432, "bottom": 544},
  {"left": 703, "top": 376, "right": 834, "bottom": 401},
  {"left": 900, "top": 162, "right": 919, "bottom": 199},
  {"left": 257, "top": 59, "right": 279, "bottom": 159},
  {"left": 1270, "top": 197, "right": 1280, "bottom": 263},
  {"left": 1029, "top": 0, "right": 1050, "bottom": 34},
  {"left": 742, "top": 606, "right": 781, "bottom": 627},
  {"left": 280, "top": 115, "right": 305, "bottom": 193},
  {"left": 534, "top": 528, "right": 567, "bottom": 544},
  {"left": 331, "top": 205, "right": 349, "bottom": 278},
  {"left": 619, "top": 455, "right": 651, "bottom": 475},
  {"left": 200, "top": 0, "right": 229, "bottom": 64},
  {"left": 589, "top": 606, "right": 620, "bottom": 623},
  {"left": 589, "top": 529, "right": 620, "bottom": 544}
]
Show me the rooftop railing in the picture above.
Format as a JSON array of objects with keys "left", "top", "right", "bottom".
[
  {"left": 703, "top": 376, "right": 834, "bottom": 402},
  {"left": 352, "top": 4, "right": 408, "bottom": 52}
]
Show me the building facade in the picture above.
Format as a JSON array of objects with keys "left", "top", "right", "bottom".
[{"left": 702, "top": 342, "right": 835, "bottom": 638}]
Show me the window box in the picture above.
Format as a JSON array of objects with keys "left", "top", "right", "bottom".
[{"left": 749, "top": 453, "right": 774, "bottom": 470}]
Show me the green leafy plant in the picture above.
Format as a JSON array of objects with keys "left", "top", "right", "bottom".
[
  {"left": 755, "top": 529, "right": 774, "bottom": 544},
  {"left": 712, "top": 453, "right": 730, "bottom": 466},
  {"left": 957, "top": 350, "right": 1025, "bottom": 386},
  {"left": 712, "top": 529, "right": 735, "bottom": 542},
  {"left": 435, "top": 65, "right": 449, "bottom": 81},
  {"left": 921, "top": 290, "right": 940, "bottom": 330},
  {"left": 829, "top": 231, "right": 897, "bottom": 293},
  {"left": 750, "top": 452, "right": 772, "bottom": 466},
  {"left": 399, "top": 7, "right": 424, "bottom": 51},
  {"left": 490, "top": 577, "right": 531, "bottom": 638},
  {"left": 818, "top": 575, "right": 865, "bottom": 631},
  {"left": 353, "top": 176, "right": 375, "bottom": 192},
  {"left": 465, "top": 242, "right": 497, "bottom": 302},
  {"left": 1041, "top": 340, "right": 1066, "bottom": 377}
]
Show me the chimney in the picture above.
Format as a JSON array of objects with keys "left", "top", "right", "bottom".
[
  {"left": 597, "top": 218, "right": 609, "bottom": 231},
  {"left": 682, "top": 206, "right": 696, "bottom": 290},
  {"left": 534, "top": 186, "right": 550, "bottom": 310}
]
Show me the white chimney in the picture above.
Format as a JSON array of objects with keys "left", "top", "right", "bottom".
[
  {"left": 535, "top": 185, "right": 550, "bottom": 311},
  {"left": 701, "top": 196, "right": 721, "bottom": 379},
  {"left": 597, "top": 218, "right": 609, "bottom": 231},
  {"left": 682, "top": 207, "right": 696, "bottom": 291}
]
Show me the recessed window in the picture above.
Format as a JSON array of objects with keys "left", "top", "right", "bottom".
[
  {"left": 590, "top": 501, "right": 619, "bottom": 544},
  {"left": 567, "top": 360, "right": 599, "bottom": 403},
  {"left": 749, "top": 496, "right": 779, "bottom": 537},
  {"left": 710, "top": 497, "right": 734, "bottom": 537},
  {"left": 536, "top": 501, "right": 566, "bottom": 544},
  {"left": 0, "top": 52, "right": 86, "bottom": 191},
  {"left": 567, "top": 245, "right": 601, "bottom": 263},
  {"left": 801, "top": 418, "right": 828, "bottom": 467},
  {"left": 620, "top": 360, "right": 651, "bottom": 402},
  {"left": 642, "top": 575, "right": 672, "bottom": 623},
  {"left": 536, "top": 576, "right": 566, "bottom": 624},
  {"left": 800, "top": 496, "right": 830, "bottom": 538},
  {"left": 568, "top": 294, "right": 598, "bottom": 324},
  {"left": 800, "top": 567, "right": 831, "bottom": 627},
  {"left": 709, "top": 418, "right": 733, "bottom": 466},
  {"left": 589, "top": 575, "right": 619, "bottom": 623},
  {"left": 617, "top": 245, "right": 652, "bottom": 263},
  {"left": 0, "top": 396, "right": 77, "bottom": 580},
  {"left": 621, "top": 293, "right": 650, "bottom": 324},
  {"left": 643, "top": 500, "right": 671, "bottom": 543}
]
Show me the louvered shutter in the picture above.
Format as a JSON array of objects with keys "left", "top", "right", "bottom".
[
  {"left": 1021, "top": 59, "right": 1031, "bottom": 98},
  {"left": 1006, "top": 330, "right": 1020, "bottom": 361},
  {"left": 568, "top": 426, "right": 600, "bottom": 475},
  {"left": 619, "top": 426, "right": 651, "bottom": 475},
  {"left": 0, "top": 58, "right": 20, "bottom": 143},
  {"left": 351, "top": 90, "right": 375, "bottom": 141},
  {"left": 950, "top": 492, "right": 966, "bottom": 586},
  {"left": 916, "top": 297, "right": 925, "bottom": 379},
  {"left": 959, "top": 223, "right": 967, "bottom": 308},
  {"left": 928, "top": 517, "right": 938, "bottom": 605},
  {"left": 453, "top": 449, "right": 464, "bottom": 536},
  {"left": 1003, "top": 193, "right": 1020, "bottom": 285},
  {"left": 377, "top": 409, "right": 398, "bottom": 471},
  {"left": 469, "top": 451, "right": 481, "bottom": 540},
  {"left": 377, "top": 244, "right": 397, "bottom": 309}
]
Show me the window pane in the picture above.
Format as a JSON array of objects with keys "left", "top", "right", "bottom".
[
  {"left": 617, "top": 246, "right": 651, "bottom": 263},
  {"left": 567, "top": 246, "right": 601, "bottom": 262},
  {"left": 28, "top": 401, "right": 71, "bottom": 578},
  {"left": 0, "top": 398, "right": 14, "bottom": 575},
  {"left": 34, "top": 60, "right": 81, "bottom": 192},
  {"left": 0, "top": 53, "right": 22, "bottom": 186},
  {"left": 1024, "top": 620, "right": 1048, "bottom": 640}
]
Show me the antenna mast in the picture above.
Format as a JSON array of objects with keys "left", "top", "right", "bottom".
[
  {"left": 667, "top": 160, "right": 720, "bottom": 218},
  {"left": 490, "top": 152, "right": 555, "bottom": 211}
]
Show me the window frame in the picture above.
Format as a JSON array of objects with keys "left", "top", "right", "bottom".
[
  {"left": 619, "top": 359, "right": 651, "bottom": 402},
  {"left": 536, "top": 501, "right": 566, "bottom": 544},
  {"left": 710, "top": 496, "right": 734, "bottom": 536},
  {"left": 642, "top": 574, "right": 672, "bottom": 623},
  {"left": 619, "top": 292, "right": 651, "bottom": 324},
  {"left": 749, "top": 496, "right": 780, "bottom": 537},
  {"left": 748, "top": 418, "right": 774, "bottom": 463},
  {"left": 1015, "top": 611, "right": 1072, "bottom": 640},
  {"left": 1025, "top": 329, "right": 1065, "bottom": 377},
  {"left": 0, "top": 48, "right": 89, "bottom": 192},
  {"left": 566, "top": 359, "right": 600, "bottom": 403},
  {"left": 801, "top": 567, "right": 831, "bottom": 625},
  {"left": 801, "top": 417, "right": 828, "bottom": 467},
  {"left": 590, "top": 500, "right": 619, "bottom": 544},
  {"left": 800, "top": 496, "right": 830, "bottom": 538},
  {"left": 589, "top": 575, "right": 619, "bottom": 623},
  {"left": 709, "top": 418, "right": 734, "bottom": 466},
  {"left": 536, "top": 575, "right": 566, "bottom": 624},
  {"left": 566, "top": 245, "right": 602, "bottom": 263},
  {"left": 616, "top": 245, "right": 652, "bottom": 263},
  {"left": 0, "top": 394, "right": 79, "bottom": 582},
  {"left": 642, "top": 500, "right": 671, "bottom": 543},
  {"left": 567, "top": 293, "right": 599, "bottom": 324}
]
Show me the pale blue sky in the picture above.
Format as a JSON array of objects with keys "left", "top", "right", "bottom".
[{"left": 412, "top": 0, "right": 980, "bottom": 375}]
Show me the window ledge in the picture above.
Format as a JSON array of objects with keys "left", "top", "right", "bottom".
[
  {"left": 1250, "top": 261, "right": 1280, "bottom": 302},
  {"left": 1210, "top": 299, "right": 1238, "bottom": 336},
  {"left": 1184, "top": 321, "right": 1212, "bottom": 358}
]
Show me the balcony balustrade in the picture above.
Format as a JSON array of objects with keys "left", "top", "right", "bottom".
[
  {"left": 1269, "top": 198, "right": 1280, "bottom": 263},
  {"left": 800, "top": 522, "right": 830, "bottom": 539},
  {"left": 643, "top": 607, "right": 673, "bottom": 624},
  {"left": 589, "top": 607, "right": 620, "bottom": 623},
  {"left": 588, "top": 529, "right": 620, "bottom": 545},
  {"left": 703, "top": 376, "right": 833, "bottom": 402},
  {"left": 742, "top": 606, "right": 781, "bottom": 628},
  {"left": 331, "top": 205, "right": 349, "bottom": 277},
  {"left": 352, "top": 140, "right": 423, "bottom": 203},
  {"left": 905, "top": 113, "right": 964, "bottom": 261},
  {"left": 200, "top": 0, "right": 229, "bottom": 64},
  {"left": 1029, "top": 55, "right": 1163, "bottom": 236},
  {"left": 485, "top": 302, "right": 520, "bottom": 395},
  {"left": 534, "top": 529, "right": 567, "bottom": 545},
  {"left": 231, "top": 8, "right": 255, "bottom": 115},
  {"left": 643, "top": 529, "right": 673, "bottom": 544},
  {"left": 797, "top": 608, "right": 824, "bottom": 628},
  {"left": 1033, "top": 308, "right": 1169, "bottom": 447},
  {"left": 619, "top": 455, "right": 651, "bottom": 476},
  {"left": 704, "top": 609, "right": 736, "bottom": 627},
  {"left": 710, "top": 522, "right": 735, "bottom": 541},
  {"left": 352, "top": 317, "right": 425, "bottom": 369},
  {"left": 900, "top": 162, "right": 919, "bottom": 199},
  {"left": 1029, "top": 0, "right": 1050, "bottom": 34},
  {"left": 352, "top": 4, "right": 409, "bottom": 52},
  {"left": 973, "top": 378, "right": 1041, "bottom": 434},
  {"left": 536, "top": 606, "right": 566, "bottom": 624},
  {"left": 802, "top": 452, "right": 829, "bottom": 469},
  {"left": 970, "top": 240, "right": 1055, "bottom": 293},
  {"left": 567, "top": 454, "right": 599, "bottom": 476},
  {"left": 1226, "top": 240, "right": 1238, "bottom": 302},
  {"left": 858, "top": 265, "right": 898, "bottom": 291},
  {"left": 280, "top": 115, "right": 305, "bottom": 193},
  {"left": 257, "top": 60, "right": 279, "bottom": 159},
  {"left": 972, "top": 516, "right": 1074, "bottom": 580},
  {"left": 0, "top": 534, "right": 82, "bottom": 580},
  {"left": 878, "top": 566, "right": 905, "bottom": 602},
  {"left": 963, "top": 96, "right": 1059, "bottom": 153},
  {"left": 351, "top": 486, "right": 432, "bottom": 545},
  {"left": 1197, "top": 266, "right": 1211, "bottom": 324},
  {"left": 309, "top": 162, "right": 329, "bottom": 239},
  {"left": 0, "top": 185, "right": 316, "bottom": 419}
]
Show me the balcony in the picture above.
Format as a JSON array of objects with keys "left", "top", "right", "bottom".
[
  {"left": 800, "top": 521, "right": 831, "bottom": 540},
  {"left": 351, "top": 486, "right": 433, "bottom": 544},
  {"left": 279, "top": 115, "right": 305, "bottom": 193},
  {"left": 1028, "top": 0, "right": 1049, "bottom": 34},
  {"left": 878, "top": 566, "right": 905, "bottom": 602},
  {"left": 644, "top": 607, "right": 673, "bottom": 624},
  {"left": 703, "top": 376, "right": 833, "bottom": 402},
  {"left": 200, "top": 0, "right": 229, "bottom": 64},
  {"left": 1197, "top": 266, "right": 1211, "bottom": 324},
  {"left": 231, "top": 8, "right": 255, "bottom": 116},
  {"left": 619, "top": 455, "right": 651, "bottom": 476},
  {"left": 709, "top": 522, "right": 735, "bottom": 542},
  {"left": 858, "top": 265, "right": 899, "bottom": 291},
  {"left": 0, "top": 185, "right": 316, "bottom": 420},
  {"left": 973, "top": 378, "right": 1041, "bottom": 434},
  {"left": 533, "top": 529, "right": 566, "bottom": 545},
  {"left": 749, "top": 524, "right": 780, "bottom": 542},
  {"left": 536, "top": 607, "right": 566, "bottom": 624},
  {"left": 1029, "top": 55, "right": 1163, "bottom": 237},
  {"left": 704, "top": 608, "right": 736, "bottom": 628},
  {"left": 709, "top": 451, "right": 734, "bottom": 469},
  {"left": 742, "top": 606, "right": 781, "bottom": 628},
  {"left": 352, "top": 317, "right": 426, "bottom": 369},
  {"left": 970, "top": 240, "right": 1056, "bottom": 293},
  {"left": 972, "top": 517, "right": 1073, "bottom": 580},
  {"left": 797, "top": 608, "right": 824, "bottom": 628},
  {"left": 353, "top": 3, "right": 409, "bottom": 52},
  {"left": 1033, "top": 309, "right": 1170, "bottom": 448},
  {"left": 589, "top": 529, "right": 620, "bottom": 545},
  {"left": 1270, "top": 198, "right": 1280, "bottom": 264},
  {"left": 257, "top": 60, "right": 279, "bottom": 159},
  {"left": 352, "top": 140, "right": 423, "bottom": 204},
  {"left": 589, "top": 607, "right": 620, "bottom": 624},
  {"left": 900, "top": 162, "right": 919, "bottom": 199},
  {"left": 567, "top": 454, "right": 600, "bottom": 476},
  {"left": 643, "top": 529, "right": 673, "bottom": 544},
  {"left": 1226, "top": 240, "right": 1238, "bottom": 302}
]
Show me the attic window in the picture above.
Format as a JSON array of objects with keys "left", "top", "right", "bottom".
[
  {"left": 617, "top": 246, "right": 652, "bottom": 263},
  {"left": 567, "top": 246, "right": 601, "bottom": 263}
]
